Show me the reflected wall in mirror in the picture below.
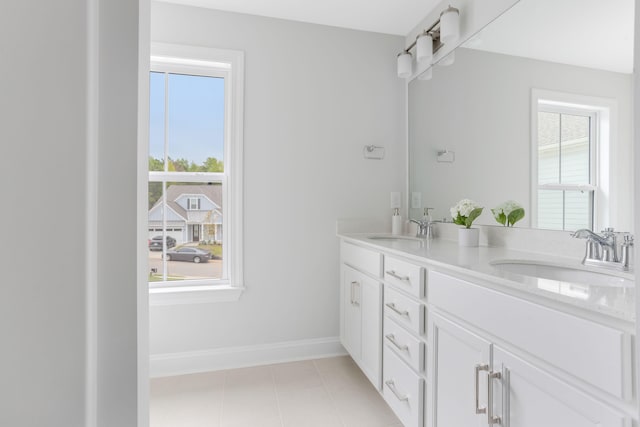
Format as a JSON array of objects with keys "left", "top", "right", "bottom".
[{"left": 408, "top": 0, "right": 634, "bottom": 232}]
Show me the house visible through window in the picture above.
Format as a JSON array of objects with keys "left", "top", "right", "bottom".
[
  {"left": 535, "top": 99, "right": 600, "bottom": 231},
  {"left": 148, "top": 45, "right": 243, "bottom": 291}
]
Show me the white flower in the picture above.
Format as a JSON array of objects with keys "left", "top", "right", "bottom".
[
  {"left": 493, "top": 200, "right": 522, "bottom": 216},
  {"left": 451, "top": 198, "right": 481, "bottom": 218}
]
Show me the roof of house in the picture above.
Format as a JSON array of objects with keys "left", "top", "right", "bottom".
[{"left": 151, "top": 184, "right": 222, "bottom": 216}]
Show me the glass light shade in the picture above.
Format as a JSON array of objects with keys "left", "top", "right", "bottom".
[
  {"left": 438, "top": 51, "right": 455, "bottom": 66},
  {"left": 418, "top": 67, "right": 433, "bottom": 80},
  {"left": 416, "top": 33, "right": 433, "bottom": 64},
  {"left": 440, "top": 7, "right": 460, "bottom": 44},
  {"left": 397, "top": 52, "right": 413, "bottom": 78}
]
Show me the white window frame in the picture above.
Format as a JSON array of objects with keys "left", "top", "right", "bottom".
[
  {"left": 531, "top": 89, "right": 616, "bottom": 231},
  {"left": 148, "top": 43, "right": 244, "bottom": 305},
  {"left": 187, "top": 197, "right": 200, "bottom": 210}
]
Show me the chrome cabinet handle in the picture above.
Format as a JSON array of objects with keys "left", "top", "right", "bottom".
[
  {"left": 386, "top": 270, "right": 410, "bottom": 281},
  {"left": 353, "top": 281, "right": 360, "bottom": 306},
  {"left": 385, "top": 302, "right": 409, "bottom": 317},
  {"left": 350, "top": 281, "right": 360, "bottom": 306},
  {"left": 474, "top": 364, "right": 489, "bottom": 414},
  {"left": 487, "top": 371, "right": 502, "bottom": 425},
  {"left": 385, "top": 380, "right": 409, "bottom": 401},
  {"left": 349, "top": 281, "right": 355, "bottom": 304},
  {"left": 385, "top": 334, "right": 409, "bottom": 351}
]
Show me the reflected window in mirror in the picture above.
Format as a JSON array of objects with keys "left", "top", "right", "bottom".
[{"left": 532, "top": 90, "right": 613, "bottom": 232}]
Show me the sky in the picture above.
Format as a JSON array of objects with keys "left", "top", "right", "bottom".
[{"left": 149, "top": 71, "right": 225, "bottom": 166}]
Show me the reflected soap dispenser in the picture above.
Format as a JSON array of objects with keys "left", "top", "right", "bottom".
[
  {"left": 392, "top": 208, "right": 402, "bottom": 235},
  {"left": 390, "top": 192, "right": 402, "bottom": 235}
]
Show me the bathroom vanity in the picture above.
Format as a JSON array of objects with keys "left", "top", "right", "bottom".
[{"left": 338, "top": 231, "right": 636, "bottom": 427}]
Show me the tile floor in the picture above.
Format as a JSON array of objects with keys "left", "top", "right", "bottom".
[{"left": 151, "top": 356, "right": 402, "bottom": 427}]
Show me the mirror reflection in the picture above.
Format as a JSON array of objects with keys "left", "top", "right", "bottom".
[{"left": 408, "top": 0, "right": 634, "bottom": 232}]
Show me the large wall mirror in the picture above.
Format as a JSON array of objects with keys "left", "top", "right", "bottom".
[{"left": 408, "top": 0, "right": 634, "bottom": 232}]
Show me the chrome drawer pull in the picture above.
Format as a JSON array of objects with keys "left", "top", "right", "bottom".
[
  {"left": 386, "top": 270, "right": 410, "bottom": 281},
  {"left": 385, "top": 334, "right": 409, "bottom": 351},
  {"left": 488, "top": 371, "right": 502, "bottom": 425},
  {"left": 474, "top": 364, "right": 489, "bottom": 414},
  {"left": 385, "top": 303, "right": 409, "bottom": 317},
  {"left": 385, "top": 380, "right": 409, "bottom": 401},
  {"left": 350, "top": 281, "right": 360, "bottom": 306}
]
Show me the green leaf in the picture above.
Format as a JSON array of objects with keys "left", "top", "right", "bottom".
[
  {"left": 464, "top": 207, "right": 483, "bottom": 228},
  {"left": 452, "top": 213, "right": 466, "bottom": 227},
  {"left": 491, "top": 208, "right": 506, "bottom": 226},
  {"left": 507, "top": 208, "right": 525, "bottom": 227}
]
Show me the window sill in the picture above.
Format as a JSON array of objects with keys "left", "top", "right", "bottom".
[{"left": 149, "top": 285, "right": 245, "bottom": 306}]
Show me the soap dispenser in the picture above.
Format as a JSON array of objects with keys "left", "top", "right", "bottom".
[{"left": 392, "top": 208, "right": 402, "bottom": 235}]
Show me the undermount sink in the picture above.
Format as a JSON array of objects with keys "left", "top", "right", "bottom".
[
  {"left": 367, "top": 235, "right": 422, "bottom": 242},
  {"left": 491, "top": 259, "right": 633, "bottom": 288}
]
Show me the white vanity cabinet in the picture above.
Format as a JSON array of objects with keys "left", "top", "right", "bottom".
[
  {"left": 381, "top": 255, "right": 427, "bottom": 427},
  {"left": 427, "top": 270, "right": 633, "bottom": 427},
  {"left": 340, "top": 241, "right": 383, "bottom": 389}
]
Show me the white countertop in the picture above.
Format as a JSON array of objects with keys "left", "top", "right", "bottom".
[{"left": 339, "top": 233, "right": 635, "bottom": 323}]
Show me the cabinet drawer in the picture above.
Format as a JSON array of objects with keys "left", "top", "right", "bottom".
[
  {"left": 341, "top": 241, "right": 381, "bottom": 277},
  {"left": 429, "top": 270, "right": 632, "bottom": 400},
  {"left": 384, "top": 286, "right": 425, "bottom": 336},
  {"left": 384, "top": 316, "right": 424, "bottom": 372},
  {"left": 384, "top": 255, "right": 425, "bottom": 298},
  {"left": 383, "top": 346, "right": 424, "bottom": 427}
]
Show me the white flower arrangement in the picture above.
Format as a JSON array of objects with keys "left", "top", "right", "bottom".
[
  {"left": 450, "top": 199, "right": 483, "bottom": 229},
  {"left": 491, "top": 200, "right": 525, "bottom": 227}
]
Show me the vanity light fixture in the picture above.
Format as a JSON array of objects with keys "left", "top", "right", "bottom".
[
  {"left": 397, "top": 51, "right": 413, "bottom": 78},
  {"left": 439, "top": 6, "right": 460, "bottom": 44},
  {"left": 396, "top": 5, "right": 460, "bottom": 78},
  {"left": 416, "top": 32, "right": 433, "bottom": 64}
]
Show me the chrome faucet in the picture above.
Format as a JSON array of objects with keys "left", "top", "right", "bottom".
[
  {"left": 410, "top": 218, "right": 433, "bottom": 239},
  {"left": 410, "top": 208, "right": 436, "bottom": 239},
  {"left": 571, "top": 228, "right": 633, "bottom": 271}
]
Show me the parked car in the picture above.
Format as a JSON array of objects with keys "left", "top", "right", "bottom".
[
  {"left": 164, "top": 247, "right": 212, "bottom": 263},
  {"left": 149, "top": 235, "right": 177, "bottom": 251}
]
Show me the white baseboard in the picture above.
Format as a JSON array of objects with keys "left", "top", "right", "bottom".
[{"left": 150, "top": 336, "right": 347, "bottom": 378}]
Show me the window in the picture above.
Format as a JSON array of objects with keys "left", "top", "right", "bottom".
[
  {"left": 531, "top": 89, "right": 614, "bottom": 232},
  {"left": 187, "top": 197, "right": 200, "bottom": 210},
  {"left": 148, "top": 43, "right": 244, "bottom": 300}
]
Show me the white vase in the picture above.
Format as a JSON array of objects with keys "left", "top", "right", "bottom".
[{"left": 458, "top": 228, "right": 479, "bottom": 247}]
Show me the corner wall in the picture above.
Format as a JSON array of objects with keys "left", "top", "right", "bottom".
[{"left": 149, "top": 3, "right": 406, "bottom": 374}]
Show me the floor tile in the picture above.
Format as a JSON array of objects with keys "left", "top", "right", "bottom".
[
  {"left": 277, "top": 386, "right": 343, "bottom": 427},
  {"left": 150, "top": 356, "right": 400, "bottom": 427},
  {"left": 271, "top": 360, "right": 324, "bottom": 393}
]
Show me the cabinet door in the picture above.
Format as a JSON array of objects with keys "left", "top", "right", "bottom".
[
  {"left": 341, "top": 266, "right": 362, "bottom": 361},
  {"left": 493, "top": 347, "right": 629, "bottom": 427},
  {"left": 428, "top": 312, "right": 491, "bottom": 427},
  {"left": 360, "top": 274, "right": 382, "bottom": 389}
]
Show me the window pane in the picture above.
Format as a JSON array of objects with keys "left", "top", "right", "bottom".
[
  {"left": 167, "top": 73, "right": 225, "bottom": 172},
  {"left": 537, "top": 189, "right": 563, "bottom": 230},
  {"left": 560, "top": 114, "right": 590, "bottom": 184},
  {"left": 537, "top": 189, "right": 592, "bottom": 231},
  {"left": 149, "top": 72, "right": 166, "bottom": 171},
  {"left": 564, "top": 190, "right": 592, "bottom": 231},
  {"left": 538, "top": 112, "right": 559, "bottom": 184},
  {"left": 148, "top": 182, "right": 224, "bottom": 282}
]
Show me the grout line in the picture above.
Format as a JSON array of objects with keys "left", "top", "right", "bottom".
[
  {"left": 313, "top": 358, "right": 347, "bottom": 427},
  {"left": 270, "top": 364, "right": 286, "bottom": 427}
]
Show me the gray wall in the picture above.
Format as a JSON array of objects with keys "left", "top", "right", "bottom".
[
  {"left": 0, "top": 1, "right": 140, "bottom": 426},
  {"left": 150, "top": 3, "right": 405, "bottom": 359},
  {"left": 409, "top": 47, "right": 633, "bottom": 229},
  {"left": 0, "top": 1, "right": 88, "bottom": 425}
]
